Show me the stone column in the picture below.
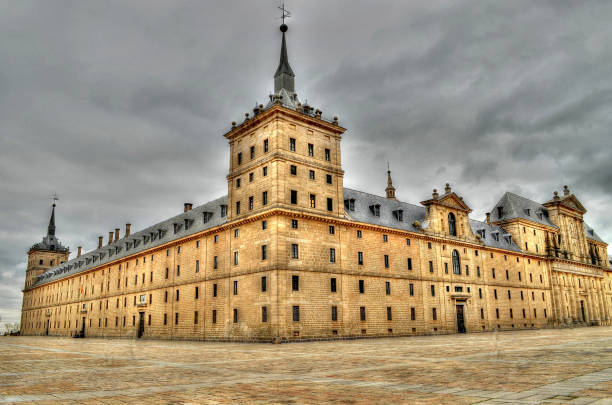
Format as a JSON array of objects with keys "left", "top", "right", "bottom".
[
  {"left": 551, "top": 274, "right": 564, "bottom": 325},
  {"left": 568, "top": 277, "right": 578, "bottom": 322},
  {"left": 599, "top": 279, "right": 610, "bottom": 324}
]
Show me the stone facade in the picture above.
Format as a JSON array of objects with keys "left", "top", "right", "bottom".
[{"left": 19, "top": 23, "right": 611, "bottom": 342}]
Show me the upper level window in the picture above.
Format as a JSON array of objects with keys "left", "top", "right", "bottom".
[
  {"left": 309, "top": 170, "right": 315, "bottom": 180},
  {"left": 263, "top": 139, "right": 269, "bottom": 153},
  {"left": 452, "top": 250, "right": 461, "bottom": 274},
  {"left": 236, "top": 178, "right": 241, "bottom": 188},
  {"left": 289, "top": 138, "right": 296, "bottom": 151},
  {"left": 325, "top": 148, "right": 330, "bottom": 161},
  {"left": 249, "top": 172, "right": 254, "bottom": 182},
  {"left": 326, "top": 174, "right": 332, "bottom": 184},
  {"left": 448, "top": 213, "right": 457, "bottom": 236},
  {"left": 291, "top": 190, "right": 298, "bottom": 205},
  {"left": 250, "top": 146, "right": 255, "bottom": 159},
  {"left": 310, "top": 194, "right": 316, "bottom": 208},
  {"left": 327, "top": 198, "right": 333, "bottom": 212},
  {"left": 263, "top": 166, "right": 268, "bottom": 176},
  {"left": 237, "top": 152, "right": 242, "bottom": 165},
  {"left": 290, "top": 165, "right": 297, "bottom": 175},
  {"left": 308, "top": 143, "right": 314, "bottom": 157}
]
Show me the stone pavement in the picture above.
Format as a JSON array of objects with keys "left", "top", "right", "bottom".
[{"left": 0, "top": 327, "right": 611, "bottom": 404}]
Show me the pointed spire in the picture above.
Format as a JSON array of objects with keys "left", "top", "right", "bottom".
[
  {"left": 274, "top": 23, "right": 295, "bottom": 94},
  {"left": 385, "top": 163, "right": 397, "bottom": 200},
  {"left": 47, "top": 203, "right": 56, "bottom": 236}
]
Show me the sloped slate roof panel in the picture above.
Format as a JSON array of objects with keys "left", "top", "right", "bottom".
[{"left": 489, "top": 192, "right": 557, "bottom": 228}]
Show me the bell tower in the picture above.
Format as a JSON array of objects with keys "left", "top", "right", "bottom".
[
  {"left": 25, "top": 201, "right": 69, "bottom": 289},
  {"left": 224, "top": 17, "right": 346, "bottom": 222}
]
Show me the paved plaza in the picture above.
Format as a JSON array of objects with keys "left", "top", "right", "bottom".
[{"left": 0, "top": 328, "right": 611, "bottom": 404}]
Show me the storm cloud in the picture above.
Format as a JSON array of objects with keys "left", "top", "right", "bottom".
[{"left": 1, "top": 0, "right": 611, "bottom": 323}]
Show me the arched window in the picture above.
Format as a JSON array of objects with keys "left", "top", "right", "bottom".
[
  {"left": 448, "top": 213, "right": 457, "bottom": 236},
  {"left": 452, "top": 250, "right": 461, "bottom": 274}
]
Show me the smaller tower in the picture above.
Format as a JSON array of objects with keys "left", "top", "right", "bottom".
[
  {"left": 25, "top": 201, "right": 69, "bottom": 289},
  {"left": 385, "top": 164, "right": 397, "bottom": 200}
]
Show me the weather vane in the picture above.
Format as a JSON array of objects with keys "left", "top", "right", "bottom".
[
  {"left": 278, "top": 3, "right": 291, "bottom": 25},
  {"left": 51, "top": 193, "right": 59, "bottom": 205}
]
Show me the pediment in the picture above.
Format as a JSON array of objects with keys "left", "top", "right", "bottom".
[
  {"left": 437, "top": 193, "right": 472, "bottom": 212},
  {"left": 559, "top": 195, "right": 586, "bottom": 213}
]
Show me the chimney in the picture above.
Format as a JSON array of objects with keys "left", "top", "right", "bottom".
[
  {"left": 125, "top": 223, "right": 131, "bottom": 237},
  {"left": 108, "top": 231, "right": 114, "bottom": 245},
  {"left": 78, "top": 246, "right": 82, "bottom": 257},
  {"left": 184, "top": 203, "right": 193, "bottom": 212},
  {"left": 486, "top": 213, "right": 491, "bottom": 225},
  {"left": 115, "top": 228, "right": 120, "bottom": 241},
  {"left": 98, "top": 236, "right": 103, "bottom": 249}
]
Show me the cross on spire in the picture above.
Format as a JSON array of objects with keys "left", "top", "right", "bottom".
[{"left": 278, "top": 3, "right": 291, "bottom": 24}]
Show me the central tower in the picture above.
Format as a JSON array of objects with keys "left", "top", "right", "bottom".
[{"left": 224, "top": 21, "right": 346, "bottom": 222}]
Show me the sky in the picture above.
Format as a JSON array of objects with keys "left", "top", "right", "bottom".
[{"left": 1, "top": 0, "right": 611, "bottom": 324}]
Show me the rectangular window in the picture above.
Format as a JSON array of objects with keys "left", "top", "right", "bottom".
[
  {"left": 250, "top": 145, "right": 255, "bottom": 159},
  {"left": 165, "top": 268, "right": 169, "bottom": 279},
  {"left": 263, "top": 166, "right": 268, "bottom": 176},
  {"left": 237, "top": 152, "right": 242, "bottom": 165},
  {"left": 477, "top": 266, "right": 481, "bottom": 278},
  {"left": 308, "top": 143, "right": 314, "bottom": 156},
  {"left": 359, "top": 279, "right": 364, "bottom": 293},
  {"left": 212, "top": 310, "right": 217, "bottom": 324},
  {"left": 430, "top": 285, "right": 435, "bottom": 297},
  {"left": 407, "top": 258, "right": 412, "bottom": 270},
  {"left": 444, "top": 262, "right": 448, "bottom": 274},
  {"left": 310, "top": 194, "right": 316, "bottom": 208},
  {"left": 262, "top": 191, "right": 268, "bottom": 205},
  {"left": 175, "top": 312, "right": 179, "bottom": 325},
  {"left": 481, "top": 308, "right": 485, "bottom": 319},
  {"left": 176, "top": 289, "right": 179, "bottom": 301},
  {"left": 327, "top": 197, "right": 333, "bottom": 211},
  {"left": 383, "top": 234, "right": 388, "bottom": 242},
  {"left": 248, "top": 196, "right": 254, "bottom": 210},
  {"left": 195, "top": 286, "right": 199, "bottom": 299},
  {"left": 164, "top": 291, "right": 168, "bottom": 303},
  {"left": 291, "top": 219, "right": 298, "bottom": 229},
  {"left": 329, "top": 225, "right": 335, "bottom": 234},
  {"left": 233, "top": 280, "right": 238, "bottom": 295},
  {"left": 326, "top": 174, "right": 332, "bottom": 184},
  {"left": 258, "top": 306, "right": 266, "bottom": 323},
  {"left": 234, "top": 251, "right": 238, "bottom": 266},
  {"left": 506, "top": 269, "right": 509, "bottom": 280},
  {"left": 291, "top": 190, "right": 298, "bottom": 204},
  {"left": 235, "top": 229, "right": 239, "bottom": 237},
  {"left": 411, "top": 307, "right": 416, "bottom": 321},
  {"left": 213, "top": 256, "right": 218, "bottom": 269},
  {"left": 233, "top": 308, "right": 238, "bottom": 323},
  {"left": 261, "top": 276, "right": 267, "bottom": 292},
  {"left": 309, "top": 170, "right": 315, "bottom": 180},
  {"left": 236, "top": 201, "right": 241, "bottom": 214},
  {"left": 214, "top": 235, "right": 218, "bottom": 243},
  {"left": 325, "top": 148, "right": 330, "bottom": 161},
  {"left": 429, "top": 261, "right": 434, "bottom": 273},
  {"left": 384, "top": 255, "right": 389, "bottom": 268},
  {"left": 358, "top": 251, "right": 363, "bottom": 265},
  {"left": 261, "top": 245, "right": 267, "bottom": 260},
  {"left": 291, "top": 244, "right": 299, "bottom": 259},
  {"left": 360, "top": 306, "right": 366, "bottom": 321},
  {"left": 195, "top": 260, "right": 199, "bottom": 273},
  {"left": 290, "top": 165, "right": 297, "bottom": 175},
  {"left": 330, "top": 248, "right": 336, "bottom": 263},
  {"left": 264, "top": 139, "right": 269, "bottom": 153},
  {"left": 479, "top": 288, "right": 482, "bottom": 299},
  {"left": 331, "top": 306, "right": 338, "bottom": 321},
  {"left": 496, "top": 308, "right": 500, "bottom": 319},
  {"left": 508, "top": 290, "right": 511, "bottom": 299},
  {"left": 387, "top": 307, "right": 392, "bottom": 321},
  {"left": 194, "top": 311, "right": 199, "bottom": 324},
  {"left": 163, "top": 314, "right": 167, "bottom": 325},
  {"left": 213, "top": 283, "right": 217, "bottom": 297},
  {"left": 492, "top": 268, "right": 496, "bottom": 279},
  {"left": 330, "top": 277, "right": 337, "bottom": 293},
  {"left": 292, "top": 305, "right": 300, "bottom": 322},
  {"left": 385, "top": 281, "right": 391, "bottom": 295},
  {"left": 292, "top": 275, "right": 299, "bottom": 291},
  {"left": 409, "top": 283, "right": 414, "bottom": 296},
  {"left": 432, "top": 308, "right": 437, "bottom": 321},
  {"left": 494, "top": 289, "right": 498, "bottom": 299},
  {"left": 357, "top": 230, "right": 362, "bottom": 238},
  {"left": 289, "top": 138, "right": 296, "bottom": 151},
  {"left": 262, "top": 220, "right": 267, "bottom": 229}
]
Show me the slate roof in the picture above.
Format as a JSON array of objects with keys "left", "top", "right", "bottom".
[
  {"left": 30, "top": 204, "right": 68, "bottom": 253},
  {"left": 32, "top": 196, "right": 227, "bottom": 288},
  {"left": 489, "top": 192, "right": 558, "bottom": 228},
  {"left": 343, "top": 188, "right": 522, "bottom": 252},
  {"left": 584, "top": 222, "right": 605, "bottom": 243}
]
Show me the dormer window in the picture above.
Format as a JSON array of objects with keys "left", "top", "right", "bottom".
[
  {"left": 537, "top": 212, "right": 543, "bottom": 220},
  {"left": 158, "top": 229, "right": 164, "bottom": 239},
  {"left": 497, "top": 206, "right": 504, "bottom": 218},
  {"left": 504, "top": 234, "right": 512, "bottom": 244},
  {"left": 344, "top": 198, "right": 355, "bottom": 211},
  {"left": 393, "top": 209, "right": 403, "bottom": 221},
  {"left": 369, "top": 204, "right": 380, "bottom": 217},
  {"left": 492, "top": 231, "right": 499, "bottom": 242},
  {"left": 203, "top": 211, "right": 213, "bottom": 224},
  {"left": 524, "top": 208, "right": 531, "bottom": 216},
  {"left": 184, "top": 218, "right": 193, "bottom": 231},
  {"left": 143, "top": 235, "right": 149, "bottom": 244},
  {"left": 220, "top": 205, "right": 227, "bottom": 217},
  {"left": 477, "top": 229, "right": 486, "bottom": 239}
]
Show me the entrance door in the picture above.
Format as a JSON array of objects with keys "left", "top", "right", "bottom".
[
  {"left": 456, "top": 305, "right": 466, "bottom": 333},
  {"left": 580, "top": 301, "right": 586, "bottom": 322},
  {"left": 138, "top": 312, "right": 145, "bottom": 338},
  {"left": 81, "top": 317, "right": 86, "bottom": 337}
]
